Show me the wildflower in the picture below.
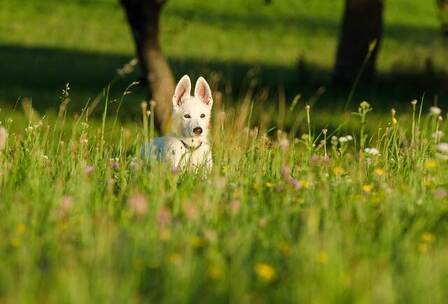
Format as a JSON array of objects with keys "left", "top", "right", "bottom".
[
  {"left": 432, "top": 131, "right": 444, "bottom": 141},
  {"left": 229, "top": 200, "right": 241, "bottom": 215},
  {"left": 429, "top": 106, "right": 442, "bottom": 116},
  {"left": 362, "top": 184, "right": 373, "bottom": 193},
  {"left": 316, "top": 250, "right": 329, "bottom": 264},
  {"left": 281, "top": 165, "right": 302, "bottom": 189},
  {"left": 364, "top": 147, "right": 380, "bottom": 156},
  {"left": 374, "top": 168, "right": 385, "bottom": 176},
  {"left": 0, "top": 126, "right": 8, "bottom": 151},
  {"left": 128, "top": 193, "right": 148, "bottom": 217},
  {"left": 84, "top": 165, "right": 94, "bottom": 176},
  {"left": 278, "top": 137, "right": 290, "bottom": 151},
  {"left": 411, "top": 99, "right": 418, "bottom": 106},
  {"left": 208, "top": 265, "right": 223, "bottom": 280},
  {"left": 109, "top": 158, "right": 120, "bottom": 170},
  {"left": 339, "top": 137, "right": 348, "bottom": 143},
  {"left": 183, "top": 203, "right": 198, "bottom": 220},
  {"left": 424, "top": 159, "right": 438, "bottom": 169},
  {"left": 421, "top": 232, "right": 436, "bottom": 243},
  {"left": 157, "top": 206, "right": 172, "bottom": 226},
  {"left": 434, "top": 187, "right": 448, "bottom": 199},
  {"left": 57, "top": 195, "right": 74, "bottom": 218},
  {"left": 16, "top": 223, "right": 26, "bottom": 235},
  {"left": 333, "top": 166, "right": 345, "bottom": 176},
  {"left": 254, "top": 263, "right": 277, "bottom": 282},
  {"left": 437, "top": 143, "right": 448, "bottom": 154},
  {"left": 169, "top": 253, "right": 182, "bottom": 265}
]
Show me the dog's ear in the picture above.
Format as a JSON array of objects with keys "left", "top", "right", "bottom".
[
  {"left": 173, "top": 75, "right": 191, "bottom": 107},
  {"left": 194, "top": 77, "right": 213, "bottom": 106}
]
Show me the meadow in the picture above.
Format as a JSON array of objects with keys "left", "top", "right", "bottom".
[{"left": 1, "top": 0, "right": 448, "bottom": 303}]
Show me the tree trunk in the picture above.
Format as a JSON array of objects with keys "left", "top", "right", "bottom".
[
  {"left": 121, "top": 0, "right": 175, "bottom": 132},
  {"left": 437, "top": 0, "right": 448, "bottom": 36},
  {"left": 333, "top": 0, "right": 384, "bottom": 86}
]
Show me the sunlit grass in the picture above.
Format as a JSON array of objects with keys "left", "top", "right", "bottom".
[{"left": 1, "top": 85, "right": 448, "bottom": 302}]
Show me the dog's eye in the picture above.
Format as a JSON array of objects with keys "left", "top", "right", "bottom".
[
  {"left": 184, "top": 114, "right": 191, "bottom": 119},
  {"left": 200, "top": 113, "right": 205, "bottom": 118}
]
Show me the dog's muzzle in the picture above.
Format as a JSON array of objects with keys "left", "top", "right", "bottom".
[{"left": 193, "top": 127, "right": 203, "bottom": 135}]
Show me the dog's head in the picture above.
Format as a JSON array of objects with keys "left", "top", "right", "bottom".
[{"left": 172, "top": 75, "right": 213, "bottom": 139}]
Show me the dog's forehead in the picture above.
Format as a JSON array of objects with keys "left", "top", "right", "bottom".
[{"left": 179, "top": 96, "right": 210, "bottom": 113}]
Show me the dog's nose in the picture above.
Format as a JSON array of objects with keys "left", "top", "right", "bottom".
[{"left": 193, "top": 127, "right": 203, "bottom": 135}]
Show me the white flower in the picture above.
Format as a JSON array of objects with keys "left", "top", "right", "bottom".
[
  {"left": 437, "top": 143, "right": 448, "bottom": 154},
  {"left": 346, "top": 135, "right": 353, "bottom": 141},
  {"left": 339, "top": 137, "right": 348, "bottom": 143},
  {"left": 364, "top": 147, "right": 380, "bottom": 156},
  {"left": 432, "top": 131, "right": 444, "bottom": 141},
  {"left": 0, "top": 126, "right": 7, "bottom": 151},
  {"left": 430, "top": 106, "right": 442, "bottom": 116}
]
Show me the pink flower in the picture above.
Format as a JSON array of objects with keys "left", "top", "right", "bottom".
[
  {"left": 128, "top": 193, "right": 148, "bottom": 216},
  {"left": 57, "top": 195, "right": 74, "bottom": 218},
  {"left": 157, "top": 206, "right": 172, "bottom": 226},
  {"left": 229, "top": 200, "right": 241, "bottom": 215},
  {"left": 281, "top": 165, "right": 302, "bottom": 190},
  {"left": 183, "top": 203, "right": 198, "bottom": 220},
  {"left": 84, "top": 165, "right": 94, "bottom": 176}
]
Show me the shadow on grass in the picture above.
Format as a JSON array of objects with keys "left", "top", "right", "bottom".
[{"left": 0, "top": 43, "right": 447, "bottom": 119}]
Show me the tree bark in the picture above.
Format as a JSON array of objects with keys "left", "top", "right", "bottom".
[
  {"left": 437, "top": 0, "right": 448, "bottom": 36},
  {"left": 121, "top": 0, "right": 175, "bottom": 132},
  {"left": 333, "top": 0, "right": 384, "bottom": 86}
]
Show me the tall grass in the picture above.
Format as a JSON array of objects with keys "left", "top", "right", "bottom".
[{"left": 0, "top": 86, "right": 448, "bottom": 303}]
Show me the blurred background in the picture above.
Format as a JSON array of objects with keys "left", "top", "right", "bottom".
[{"left": 0, "top": 0, "right": 447, "bottom": 127}]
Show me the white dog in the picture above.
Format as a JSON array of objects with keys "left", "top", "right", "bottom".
[{"left": 142, "top": 75, "right": 213, "bottom": 172}]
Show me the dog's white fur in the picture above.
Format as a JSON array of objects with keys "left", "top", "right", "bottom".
[{"left": 142, "top": 75, "right": 213, "bottom": 172}]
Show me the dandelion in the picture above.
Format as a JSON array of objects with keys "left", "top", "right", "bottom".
[
  {"left": 0, "top": 126, "right": 8, "bottom": 151},
  {"left": 333, "top": 166, "right": 345, "bottom": 176},
  {"left": 424, "top": 159, "right": 438, "bottom": 169},
  {"left": 254, "top": 262, "right": 277, "bottom": 282},
  {"left": 374, "top": 168, "right": 385, "bottom": 176},
  {"left": 128, "top": 193, "right": 148, "bottom": 217},
  {"left": 317, "top": 250, "right": 329, "bottom": 264},
  {"left": 364, "top": 147, "right": 380, "bottom": 156},
  {"left": 208, "top": 265, "right": 223, "bottom": 280},
  {"left": 421, "top": 232, "right": 436, "bottom": 243},
  {"left": 430, "top": 106, "right": 442, "bottom": 116},
  {"left": 362, "top": 184, "right": 373, "bottom": 193}
]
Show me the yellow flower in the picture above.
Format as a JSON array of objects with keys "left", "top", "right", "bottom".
[
  {"left": 265, "top": 182, "right": 273, "bottom": 188},
  {"left": 168, "top": 253, "right": 182, "bottom": 265},
  {"left": 300, "top": 179, "right": 310, "bottom": 189},
  {"left": 374, "top": 168, "right": 384, "bottom": 176},
  {"left": 424, "top": 160, "right": 438, "bottom": 169},
  {"left": 278, "top": 242, "right": 292, "bottom": 256},
  {"left": 317, "top": 250, "right": 328, "bottom": 264},
  {"left": 333, "top": 166, "right": 345, "bottom": 176},
  {"left": 208, "top": 265, "right": 223, "bottom": 280},
  {"left": 16, "top": 223, "right": 26, "bottom": 235},
  {"left": 10, "top": 238, "right": 21, "bottom": 248},
  {"left": 254, "top": 262, "right": 277, "bottom": 282},
  {"left": 421, "top": 232, "right": 436, "bottom": 243},
  {"left": 362, "top": 184, "right": 373, "bottom": 193},
  {"left": 190, "top": 235, "right": 204, "bottom": 248}
]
